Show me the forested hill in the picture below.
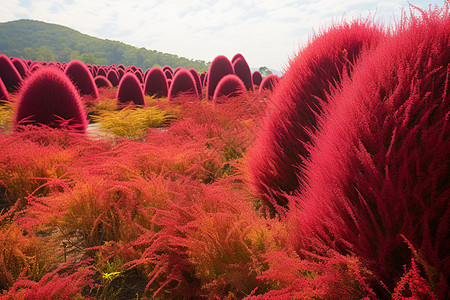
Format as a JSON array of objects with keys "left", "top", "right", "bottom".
[{"left": 0, "top": 19, "right": 210, "bottom": 72}]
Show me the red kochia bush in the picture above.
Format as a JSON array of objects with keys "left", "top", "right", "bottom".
[
  {"left": 189, "top": 68, "right": 202, "bottom": 96},
  {"left": 64, "top": 59, "right": 99, "bottom": 99},
  {"left": 144, "top": 67, "right": 168, "bottom": 98},
  {"left": 116, "top": 72, "right": 145, "bottom": 106},
  {"left": 290, "top": 6, "right": 449, "bottom": 297},
  {"left": 134, "top": 70, "right": 144, "bottom": 83},
  {"left": 231, "top": 53, "right": 245, "bottom": 63},
  {"left": 164, "top": 69, "right": 173, "bottom": 80},
  {"left": 94, "top": 75, "right": 113, "bottom": 88},
  {"left": 14, "top": 67, "right": 87, "bottom": 132},
  {"left": 107, "top": 69, "right": 120, "bottom": 86},
  {"left": 247, "top": 20, "right": 384, "bottom": 215},
  {"left": 233, "top": 57, "right": 253, "bottom": 91},
  {"left": 207, "top": 55, "right": 234, "bottom": 100},
  {"left": 0, "top": 77, "right": 9, "bottom": 101},
  {"left": 168, "top": 68, "right": 198, "bottom": 101},
  {"left": 213, "top": 74, "right": 246, "bottom": 103},
  {"left": 252, "top": 71, "right": 262, "bottom": 86},
  {"left": 11, "top": 57, "right": 29, "bottom": 79},
  {"left": 0, "top": 54, "right": 22, "bottom": 92},
  {"left": 258, "top": 74, "right": 280, "bottom": 92}
]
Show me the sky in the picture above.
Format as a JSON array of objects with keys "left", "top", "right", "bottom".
[{"left": 0, "top": 0, "right": 446, "bottom": 72}]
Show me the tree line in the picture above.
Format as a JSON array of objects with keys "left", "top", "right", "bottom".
[{"left": 0, "top": 19, "right": 210, "bottom": 72}]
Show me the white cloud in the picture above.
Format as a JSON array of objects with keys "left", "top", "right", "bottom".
[{"left": 0, "top": 0, "right": 446, "bottom": 71}]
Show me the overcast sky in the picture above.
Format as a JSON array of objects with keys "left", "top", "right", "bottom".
[{"left": 0, "top": 0, "right": 446, "bottom": 71}]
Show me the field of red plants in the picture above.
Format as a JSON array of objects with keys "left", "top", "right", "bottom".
[{"left": 0, "top": 4, "right": 448, "bottom": 299}]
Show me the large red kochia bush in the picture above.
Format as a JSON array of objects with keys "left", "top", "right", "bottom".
[
  {"left": 64, "top": 59, "right": 99, "bottom": 99},
  {"left": 258, "top": 74, "right": 280, "bottom": 92},
  {"left": 107, "top": 69, "right": 120, "bottom": 86},
  {"left": 13, "top": 67, "right": 88, "bottom": 132},
  {"left": 252, "top": 71, "right": 262, "bottom": 86},
  {"left": 290, "top": 5, "right": 449, "bottom": 298},
  {"left": 144, "top": 67, "right": 168, "bottom": 98},
  {"left": 247, "top": 20, "right": 384, "bottom": 216},
  {"left": 116, "top": 73, "right": 145, "bottom": 106},
  {"left": 168, "top": 68, "right": 198, "bottom": 101},
  {"left": 189, "top": 68, "right": 203, "bottom": 96},
  {"left": 0, "top": 54, "right": 23, "bottom": 92},
  {"left": 213, "top": 74, "right": 246, "bottom": 103},
  {"left": 0, "top": 77, "right": 9, "bottom": 101},
  {"left": 232, "top": 57, "right": 253, "bottom": 91},
  {"left": 11, "top": 57, "right": 29, "bottom": 79},
  {"left": 207, "top": 55, "right": 234, "bottom": 100},
  {"left": 94, "top": 75, "right": 113, "bottom": 88}
]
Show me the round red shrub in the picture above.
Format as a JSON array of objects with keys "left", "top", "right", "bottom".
[
  {"left": 247, "top": 20, "right": 384, "bottom": 216},
  {"left": 207, "top": 55, "right": 234, "bottom": 100},
  {"left": 231, "top": 53, "right": 245, "bottom": 63},
  {"left": 258, "top": 74, "right": 280, "bottom": 92},
  {"left": 0, "top": 54, "right": 23, "bottom": 92},
  {"left": 252, "top": 71, "right": 262, "bottom": 86},
  {"left": 144, "top": 67, "right": 168, "bottom": 98},
  {"left": 116, "top": 72, "right": 145, "bottom": 106},
  {"left": 168, "top": 68, "right": 198, "bottom": 101},
  {"left": 134, "top": 71, "right": 144, "bottom": 83},
  {"left": 117, "top": 68, "right": 125, "bottom": 80},
  {"left": 97, "top": 67, "right": 107, "bottom": 77},
  {"left": 0, "top": 77, "right": 9, "bottom": 101},
  {"left": 11, "top": 58, "right": 29, "bottom": 79},
  {"left": 64, "top": 59, "right": 99, "bottom": 99},
  {"left": 189, "top": 68, "right": 202, "bottom": 96},
  {"left": 14, "top": 67, "right": 87, "bottom": 132},
  {"left": 107, "top": 69, "right": 120, "bottom": 86},
  {"left": 164, "top": 69, "right": 173, "bottom": 80},
  {"left": 200, "top": 72, "right": 206, "bottom": 87},
  {"left": 213, "top": 74, "right": 246, "bottom": 103},
  {"left": 94, "top": 75, "right": 113, "bottom": 88},
  {"left": 232, "top": 57, "right": 253, "bottom": 92},
  {"left": 290, "top": 7, "right": 449, "bottom": 297}
]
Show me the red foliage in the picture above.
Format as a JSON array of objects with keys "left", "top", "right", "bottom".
[
  {"left": 11, "top": 57, "right": 29, "bottom": 79},
  {"left": 3, "top": 260, "right": 94, "bottom": 300},
  {"left": 189, "top": 68, "right": 203, "bottom": 96},
  {"left": 144, "top": 67, "right": 168, "bottom": 98},
  {"left": 200, "top": 72, "right": 206, "bottom": 87},
  {"left": 134, "top": 70, "right": 144, "bottom": 83},
  {"left": 213, "top": 74, "right": 246, "bottom": 103},
  {"left": 14, "top": 67, "right": 88, "bottom": 132},
  {"left": 64, "top": 59, "right": 99, "bottom": 99},
  {"left": 258, "top": 74, "right": 280, "bottom": 92},
  {"left": 168, "top": 68, "right": 198, "bottom": 101},
  {"left": 0, "top": 77, "right": 9, "bottom": 101},
  {"left": 290, "top": 5, "right": 449, "bottom": 297},
  {"left": 233, "top": 57, "right": 254, "bottom": 92},
  {"left": 164, "top": 69, "right": 173, "bottom": 80},
  {"left": 252, "top": 71, "right": 262, "bottom": 86},
  {"left": 94, "top": 75, "right": 113, "bottom": 88},
  {"left": 0, "top": 54, "right": 23, "bottom": 92},
  {"left": 116, "top": 72, "right": 145, "bottom": 106},
  {"left": 207, "top": 55, "right": 234, "bottom": 100},
  {"left": 231, "top": 53, "right": 245, "bottom": 64},
  {"left": 247, "top": 20, "right": 384, "bottom": 215},
  {"left": 97, "top": 67, "right": 107, "bottom": 77},
  {"left": 106, "top": 69, "right": 120, "bottom": 86}
]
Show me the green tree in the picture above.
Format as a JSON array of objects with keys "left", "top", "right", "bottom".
[
  {"left": 259, "top": 66, "right": 272, "bottom": 77},
  {"left": 37, "top": 46, "right": 55, "bottom": 62}
]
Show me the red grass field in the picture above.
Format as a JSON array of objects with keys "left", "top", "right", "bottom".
[{"left": 0, "top": 4, "right": 448, "bottom": 299}]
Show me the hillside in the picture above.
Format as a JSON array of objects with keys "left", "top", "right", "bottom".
[{"left": 0, "top": 19, "right": 210, "bottom": 72}]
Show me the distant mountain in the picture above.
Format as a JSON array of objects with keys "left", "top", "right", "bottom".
[{"left": 0, "top": 19, "right": 210, "bottom": 72}]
